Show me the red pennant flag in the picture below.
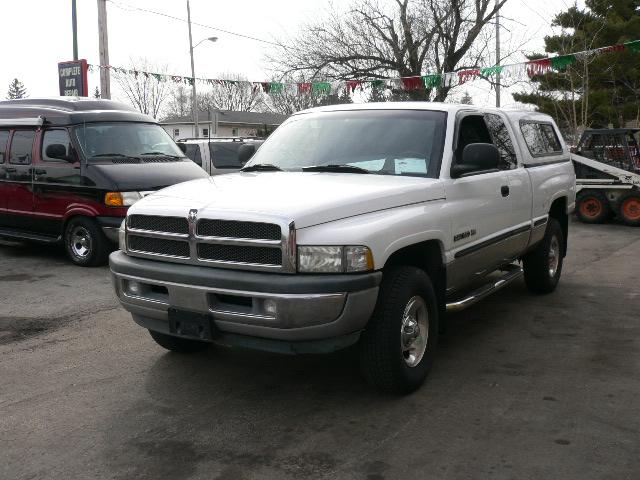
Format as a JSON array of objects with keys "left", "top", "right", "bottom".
[
  {"left": 401, "top": 76, "right": 423, "bottom": 90},
  {"left": 298, "top": 82, "right": 312, "bottom": 94},
  {"left": 346, "top": 80, "right": 363, "bottom": 92},
  {"left": 526, "top": 59, "right": 551, "bottom": 77},
  {"left": 457, "top": 69, "right": 480, "bottom": 84}
]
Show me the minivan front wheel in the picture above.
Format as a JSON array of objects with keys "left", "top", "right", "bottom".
[{"left": 64, "top": 217, "right": 110, "bottom": 266}]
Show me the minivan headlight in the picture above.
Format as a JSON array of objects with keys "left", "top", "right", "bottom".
[
  {"left": 118, "top": 219, "right": 127, "bottom": 252},
  {"left": 298, "top": 246, "right": 374, "bottom": 273},
  {"left": 105, "top": 191, "right": 142, "bottom": 207}
]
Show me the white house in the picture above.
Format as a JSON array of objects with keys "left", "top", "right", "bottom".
[{"left": 160, "top": 110, "right": 288, "bottom": 139}]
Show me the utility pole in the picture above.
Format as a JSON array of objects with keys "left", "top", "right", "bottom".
[
  {"left": 187, "top": 0, "right": 199, "bottom": 138},
  {"left": 495, "top": 0, "right": 501, "bottom": 108},
  {"left": 97, "top": 0, "right": 111, "bottom": 99},
  {"left": 72, "top": 0, "right": 78, "bottom": 60}
]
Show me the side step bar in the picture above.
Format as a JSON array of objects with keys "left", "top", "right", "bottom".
[
  {"left": 446, "top": 264, "right": 523, "bottom": 313},
  {"left": 0, "top": 228, "right": 61, "bottom": 244}
]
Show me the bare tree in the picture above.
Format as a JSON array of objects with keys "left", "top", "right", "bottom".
[
  {"left": 163, "top": 84, "right": 191, "bottom": 119},
  {"left": 263, "top": 75, "right": 353, "bottom": 115},
  {"left": 270, "top": 0, "right": 506, "bottom": 101},
  {"left": 198, "top": 73, "right": 266, "bottom": 112},
  {"left": 114, "top": 59, "right": 170, "bottom": 119}
]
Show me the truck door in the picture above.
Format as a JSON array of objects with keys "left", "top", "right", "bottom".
[
  {"left": 445, "top": 113, "right": 526, "bottom": 291},
  {"left": 484, "top": 113, "right": 532, "bottom": 255},
  {"left": 32, "top": 128, "right": 83, "bottom": 236},
  {"left": 3, "top": 129, "right": 36, "bottom": 231},
  {"left": 0, "top": 129, "right": 10, "bottom": 227}
]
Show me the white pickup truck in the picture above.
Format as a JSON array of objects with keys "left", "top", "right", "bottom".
[{"left": 110, "top": 103, "right": 576, "bottom": 393}]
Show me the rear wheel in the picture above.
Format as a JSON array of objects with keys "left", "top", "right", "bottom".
[
  {"left": 576, "top": 190, "right": 611, "bottom": 223},
  {"left": 359, "top": 266, "right": 438, "bottom": 394},
  {"left": 523, "top": 218, "right": 564, "bottom": 294},
  {"left": 63, "top": 217, "right": 110, "bottom": 267},
  {"left": 148, "top": 330, "right": 210, "bottom": 353},
  {"left": 617, "top": 191, "right": 640, "bottom": 226}
]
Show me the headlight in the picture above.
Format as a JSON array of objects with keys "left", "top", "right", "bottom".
[
  {"left": 298, "top": 246, "right": 374, "bottom": 273},
  {"left": 118, "top": 219, "right": 127, "bottom": 252},
  {"left": 105, "top": 191, "right": 142, "bottom": 207}
]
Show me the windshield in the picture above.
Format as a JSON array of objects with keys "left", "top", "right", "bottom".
[
  {"left": 245, "top": 110, "right": 447, "bottom": 177},
  {"left": 74, "top": 122, "right": 185, "bottom": 160}
]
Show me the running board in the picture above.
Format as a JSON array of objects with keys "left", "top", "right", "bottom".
[
  {"left": 446, "top": 264, "right": 523, "bottom": 313},
  {"left": 0, "top": 228, "right": 61, "bottom": 244}
]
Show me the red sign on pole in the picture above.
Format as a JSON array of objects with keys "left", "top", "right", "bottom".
[{"left": 58, "top": 59, "right": 88, "bottom": 97}]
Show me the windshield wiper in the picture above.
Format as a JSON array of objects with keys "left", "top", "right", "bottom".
[
  {"left": 241, "top": 163, "right": 283, "bottom": 172},
  {"left": 302, "top": 164, "right": 370, "bottom": 174},
  {"left": 140, "top": 152, "right": 183, "bottom": 158},
  {"left": 90, "top": 153, "right": 141, "bottom": 160}
]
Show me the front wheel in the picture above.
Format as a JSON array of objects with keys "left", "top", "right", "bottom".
[
  {"left": 63, "top": 217, "right": 110, "bottom": 267},
  {"left": 523, "top": 218, "right": 564, "bottom": 294},
  {"left": 359, "top": 266, "right": 438, "bottom": 394},
  {"left": 617, "top": 191, "right": 640, "bottom": 226}
]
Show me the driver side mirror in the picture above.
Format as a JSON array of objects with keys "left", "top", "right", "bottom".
[
  {"left": 451, "top": 143, "right": 500, "bottom": 178},
  {"left": 45, "top": 144, "right": 75, "bottom": 162},
  {"left": 238, "top": 143, "right": 256, "bottom": 165}
]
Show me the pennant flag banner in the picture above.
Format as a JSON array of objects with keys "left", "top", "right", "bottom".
[{"left": 92, "top": 39, "right": 640, "bottom": 97}]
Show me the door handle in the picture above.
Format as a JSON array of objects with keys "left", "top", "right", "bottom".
[{"left": 501, "top": 185, "right": 510, "bottom": 197}]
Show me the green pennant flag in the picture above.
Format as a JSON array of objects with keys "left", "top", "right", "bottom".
[
  {"left": 269, "top": 82, "right": 284, "bottom": 94},
  {"left": 312, "top": 82, "right": 331, "bottom": 93},
  {"left": 152, "top": 73, "right": 163, "bottom": 82},
  {"left": 480, "top": 65, "right": 503, "bottom": 77},
  {"left": 551, "top": 54, "right": 576, "bottom": 70},
  {"left": 625, "top": 40, "right": 640, "bottom": 53},
  {"left": 371, "top": 80, "right": 385, "bottom": 89},
  {"left": 422, "top": 74, "right": 442, "bottom": 88}
]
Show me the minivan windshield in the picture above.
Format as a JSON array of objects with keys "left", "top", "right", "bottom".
[
  {"left": 75, "top": 122, "right": 185, "bottom": 160},
  {"left": 244, "top": 110, "right": 447, "bottom": 177}
]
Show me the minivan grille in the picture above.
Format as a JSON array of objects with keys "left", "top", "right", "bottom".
[
  {"left": 197, "top": 244, "right": 282, "bottom": 265},
  {"left": 128, "top": 235, "right": 190, "bottom": 258},
  {"left": 197, "top": 219, "right": 281, "bottom": 240},
  {"left": 129, "top": 215, "right": 189, "bottom": 234}
]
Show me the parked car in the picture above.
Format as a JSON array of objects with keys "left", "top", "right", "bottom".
[
  {"left": 177, "top": 137, "right": 264, "bottom": 175},
  {"left": 110, "top": 103, "right": 576, "bottom": 393},
  {"left": 0, "top": 98, "right": 208, "bottom": 266}
]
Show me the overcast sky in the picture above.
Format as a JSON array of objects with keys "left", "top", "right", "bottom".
[{"left": 1, "top": 0, "right": 582, "bottom": 109}]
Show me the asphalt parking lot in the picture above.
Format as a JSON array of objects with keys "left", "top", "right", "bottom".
[{"left": 1, "top": 219, "right": 639, "bottom": 480}]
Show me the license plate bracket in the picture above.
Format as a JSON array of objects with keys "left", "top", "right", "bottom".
[{"left": 168, "top": 308, "right": 217, "bottom": 341}]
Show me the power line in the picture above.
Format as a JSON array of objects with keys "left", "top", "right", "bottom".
[{"left": 106, "top": 0, "right": 283, "bottom": 47}]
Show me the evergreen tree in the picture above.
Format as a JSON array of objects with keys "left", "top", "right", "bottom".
[
  {"left": 94, "top": 86, "right": 101, "bottom": 98},
  {"left": 513, "top": 0, "right": 640, "bottom": 140},
  {"left": 460, "top": 91, "right": 473, "bottom": 104},
  {"left": 6, "top": 78, "right": 27, "bottom": 99}
]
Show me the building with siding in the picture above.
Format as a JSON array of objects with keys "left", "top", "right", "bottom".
[{"left": 160, "top": 110, "right": 288, "bottom": 139}]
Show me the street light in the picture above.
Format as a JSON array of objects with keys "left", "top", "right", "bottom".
[{"left": 186, "top": 0, "right": 217, "bottom": 138}]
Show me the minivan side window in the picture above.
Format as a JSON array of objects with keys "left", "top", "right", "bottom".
[
  {"left": 9, "top": 130, "right": 36, "bottom": 165},
  {"left": 520, "top": 122, "right": 563, "bottom": 156},
  {"left": 485, "top": 114, "right": 518, "bottom": 169},
  {"left": 0, "top": 130, "right": 9, "bottom": 163},
  {"left": 209, "top": 143, "right": 242, "bottom": 168},
  {"left": 42, "top": 129, "right": 74, "bottom": 162}
]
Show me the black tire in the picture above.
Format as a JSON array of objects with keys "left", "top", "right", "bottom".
[
  {"left": 148, "top": 330, "right": 210, "bottom": 353},
  {"left": 576, "top": 190, "right": 611, "bottom": 223},
  {"left": 63, "top": 217, "right": 111, "bottom": 267},
  {"left": 359, "top": 266, "right": 439, "bottom": 394},
  {"left": 617, "top": 191, "right": 640, "bottom": 226},
  {"left": 523, "top": 218, "right": 564, "bottom": 294}
]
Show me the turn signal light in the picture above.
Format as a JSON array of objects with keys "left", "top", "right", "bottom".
[{"left": 105, "top": 192, "right": 124, "bottom": 207}]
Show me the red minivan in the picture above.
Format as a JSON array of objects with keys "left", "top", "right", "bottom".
[{"left": 0, "top": 98, "right": 208, "bottom": 266}]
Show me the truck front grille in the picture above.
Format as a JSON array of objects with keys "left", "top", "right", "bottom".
[
  {"left": 125, "top": 214, "right": 294, "bottom": 272},
  {"left": 129, "top": 215, "right": 189, "bottom": 234},
  {"left": 197, "top": 219, "right": 281, "bottom": 240},
  {"left": 128, "top": 235, "right": 190, "bottom": 258},
  {"left": 198, "top": 244, "right": 283, "bottom": 265}
]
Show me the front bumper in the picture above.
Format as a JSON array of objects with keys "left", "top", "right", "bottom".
[{"left": 109, "top": 251, "right": 381, "bottom": 352}]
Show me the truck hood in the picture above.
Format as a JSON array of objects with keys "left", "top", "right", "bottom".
[{"left": 130, "top": 171, "right": 445, "bottom": 229}]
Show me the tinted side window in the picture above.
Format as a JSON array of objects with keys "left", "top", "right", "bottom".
[
  {"left": 485, "top": 114, "right": 517, "bottom": 169},
  {"left": 10, "top": 130, "right": 36, "bottom": 165},
  {"left": 209, "top": 143, "right": 242, "bottom": 168},
  {"left": 539, "top": 124, "right": 562, "bottom": 152},
  {"left": 182, "top": 144, "right": 202, "bottom": 166},
  {"left": 520, "top": 123, "right": 547, "bottom": 156},
  {"left": 42, "top": 129, "right": 74, "bottom": 162},
  {"left": 0, "top": 130, "right": 9, "bottom": 163},
  {"left": 456, "top": 115, "right": 493, "bottom": 160}
]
